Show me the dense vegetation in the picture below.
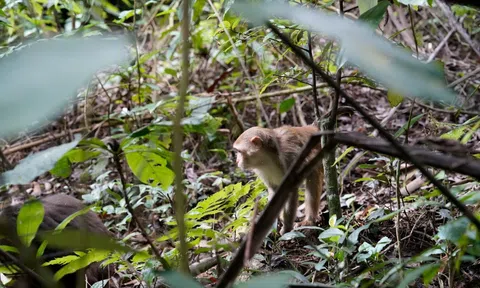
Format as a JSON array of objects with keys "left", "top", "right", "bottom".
[{"left": 0, "top": 0, "right": 479, "bottom": 287}]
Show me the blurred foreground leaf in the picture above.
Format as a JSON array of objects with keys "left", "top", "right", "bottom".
[
  {"left": 0, "top": 139, "right": 80, "bottom": 185},
  {"left": 231, "top": 0, "right": 456, "bottom": 104},
  {"left": 0, "top": 35, "right": 131, "bottom": 138}
]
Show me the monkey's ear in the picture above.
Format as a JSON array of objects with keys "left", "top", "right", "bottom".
[{"left": 250, "top": 136, "right": 262, "bottom": 146}]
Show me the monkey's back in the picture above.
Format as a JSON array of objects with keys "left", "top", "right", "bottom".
[{"left": 272, "top": 125, "right": 319, "bottom": 169}]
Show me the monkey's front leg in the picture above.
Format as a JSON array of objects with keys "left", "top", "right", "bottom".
[
  {"left": 267, "top": 188, "right": 279, "bottom": 233},
  {"left": 280, "top": 190, "right": 299, "bottom": 235}
]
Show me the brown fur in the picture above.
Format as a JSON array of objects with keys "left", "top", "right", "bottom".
[
  {"left": 233, "top": 125, "right": 324, "bottom": 234},
  {"left": 0, "top": 194, "right": 114, "bottom": 287}
]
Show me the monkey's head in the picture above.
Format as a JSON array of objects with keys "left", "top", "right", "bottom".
[{"left": 233, "top": 127, "right": 275, "bottom": 170}]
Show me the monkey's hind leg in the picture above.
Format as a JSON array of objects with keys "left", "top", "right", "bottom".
[
  {"left": 296, "top": 166, "right": 323, "bottom": 228},
  {"left": 280, "top": 190, "right": 299, "bottom": 235}
]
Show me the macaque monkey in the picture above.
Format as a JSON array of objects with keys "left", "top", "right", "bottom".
[
  {"left": 0, "top": 194, "right": 114, "bottom": 288},
  {"left": 233, "top": 125, "right": 324, "bottom": 235}
]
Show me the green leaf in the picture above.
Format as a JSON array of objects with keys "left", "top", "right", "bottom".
[
  {"left": 65, "top": 148, "right": 101, "bottom": 163},
  {"left": 422, "top": 264, "right": 441, "bottom": 286},
  {"left": 0, "top": 36, "right": 131, "bottom": 138},
  {"left": 193, "top": 0, "right": 206, "bottom": 20},
  {"left": 124, "top": 145, "right": 175, "bottom": 190},
  {"left": 0, "top": 245, "right": 19, "bottom": 254},
  {"left": 394, "top": 114, "right": 423, "bottom": 137},
  {"left": 164, "top": 67, "right": 177, "bottom": 77},
  {"left": 328, "top": 214, "right": 337, "bottom": 227},
  {"left": 278, "top": 231, "right": 305, "bottom": 241},
  {"left": 279, "top": 97, "right": 295, "bottom": 113},
  {"left": 52, "top": 249, "right": 111, "bottom": 281},
  {"left": 387, "top": 90, "right": 404, "bottom": 107},
  {"left": 374, "top": 236, "right": 391, "bottom": 253},
  {"left": 358, "top": 0, "right": 389, "bottom": 28},
  {"left": 17, "top": 200, "right": 45, "bottom": 247},
  {"left": 437, "top": 217, "right": 470, "bottom": 243},
  {"left": 231, "top": 1, "right": 456, "bottom": 105},
  {"left": 356, "top": 242, "right": 375, "bottom": 262},
  {"left": 160, "top": 270, "right": 203, "bottom": 288},
  {"left": 397, "top": 263, "right": 439, "bottom": 288},
  {"left": 0, "top": 139, "right": 80, "bottom": 185},
  {"left": 50, "top": 156, "right": 72, "bottom": 178},
  {"left": 357, "top": 0, "right": 378, "bottom": 15},
  {"left": 318, "top": 228, "right": 344, "bottom": 239},
  {"left": 347, "top": 223, "right": 371, "bottom": 246}
]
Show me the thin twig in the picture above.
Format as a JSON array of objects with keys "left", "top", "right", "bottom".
[
  {"left": 307, "top": 31, "right": 321, "bottom": 121},
  {"left": 426, "top": 28, "right": 455, "bottom": 63},
  {"left": 447, "top": 67, "right": 480, "bottom": 88},
  {"left": 226, "top": 97, "right": 245, "bottom": 133},
  {"left": 172, "top": 0, "right": 191, "bottom": 274}
]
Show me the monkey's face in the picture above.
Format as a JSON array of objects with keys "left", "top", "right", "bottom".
[{"left": 233, "top": 137, "right": 263, "bottom": 170}]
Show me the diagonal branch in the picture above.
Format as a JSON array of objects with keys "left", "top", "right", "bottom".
[
  {"left": 333, "top": 132, "right": 480, "bottom": 180},
  {"left": 266, "top": 22, "right": 480, "bottom": 230}
]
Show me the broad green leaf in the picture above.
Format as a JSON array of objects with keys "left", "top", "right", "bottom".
[
  {"left": 231, "top": 1, "right": 456, "bottom": 104},
  {"left": 397, "top": 263, "right": 439, "bottom": 288},
  {"left": 387, "top": 90, "right": 404, "bottom": 107},
  {"left": 0, "top": 139, "right": 80, "bottom": 185},
  {"left": 374, "top": 236, "right": 391, "bottom": 253},
  {"left": 50, "top": 156, "right": 72, "bottom": 178},
  {"left": 437, "top": 217, "right": 470, "bottom": 243},
  {"left": 356, "top": 242, "right": 375, "bottom": 262},
  {"left": 318, "top": 228, "right": 344, "bottom": 239},
  {"left": 278, "top": 231, "right": 305, "bottom": 241},
  {"left": 160, "top": 271, "right": 203, "bottom": 288},
  {"left": 422, "top": 264, "right": 441, "bottom": 286},
  {"left": 17, "top": 200, "right": 44, "bottom": 247},
  {"left": 347, "top": 223, "right": 371, "bottom": 246},
  {"left": 279, "top": 97, "right": 295, "bottom": 113},
  {"left": 65, "top": 148, "right": 101, "bottom": 163},
  {"left": 357, "top": 0, "right": 378, "bottom": 15},
  {"left": 52, "top": 250, "right": 110, "bottom": 281},
  {"left": 0, "top": 36, "right": 131, "bottom": 138},
  {"left": 124, "top": 145, "right": 174, "bottom": 190},
  {"left": 358, "top": 0, "right": 389, "bottom": 28}
]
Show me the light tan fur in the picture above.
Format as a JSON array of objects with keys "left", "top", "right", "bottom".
[{"left": 233, "top": 125, "right": 324, "bottom": 235}]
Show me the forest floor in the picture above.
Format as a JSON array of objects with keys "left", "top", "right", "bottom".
[{"left": 1, "top": 3, "right": 480, "bottom": 287}]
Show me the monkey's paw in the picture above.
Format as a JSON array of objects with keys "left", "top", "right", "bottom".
[{"left": 294, "top": 218, "right": 317, "bottom": 229}]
